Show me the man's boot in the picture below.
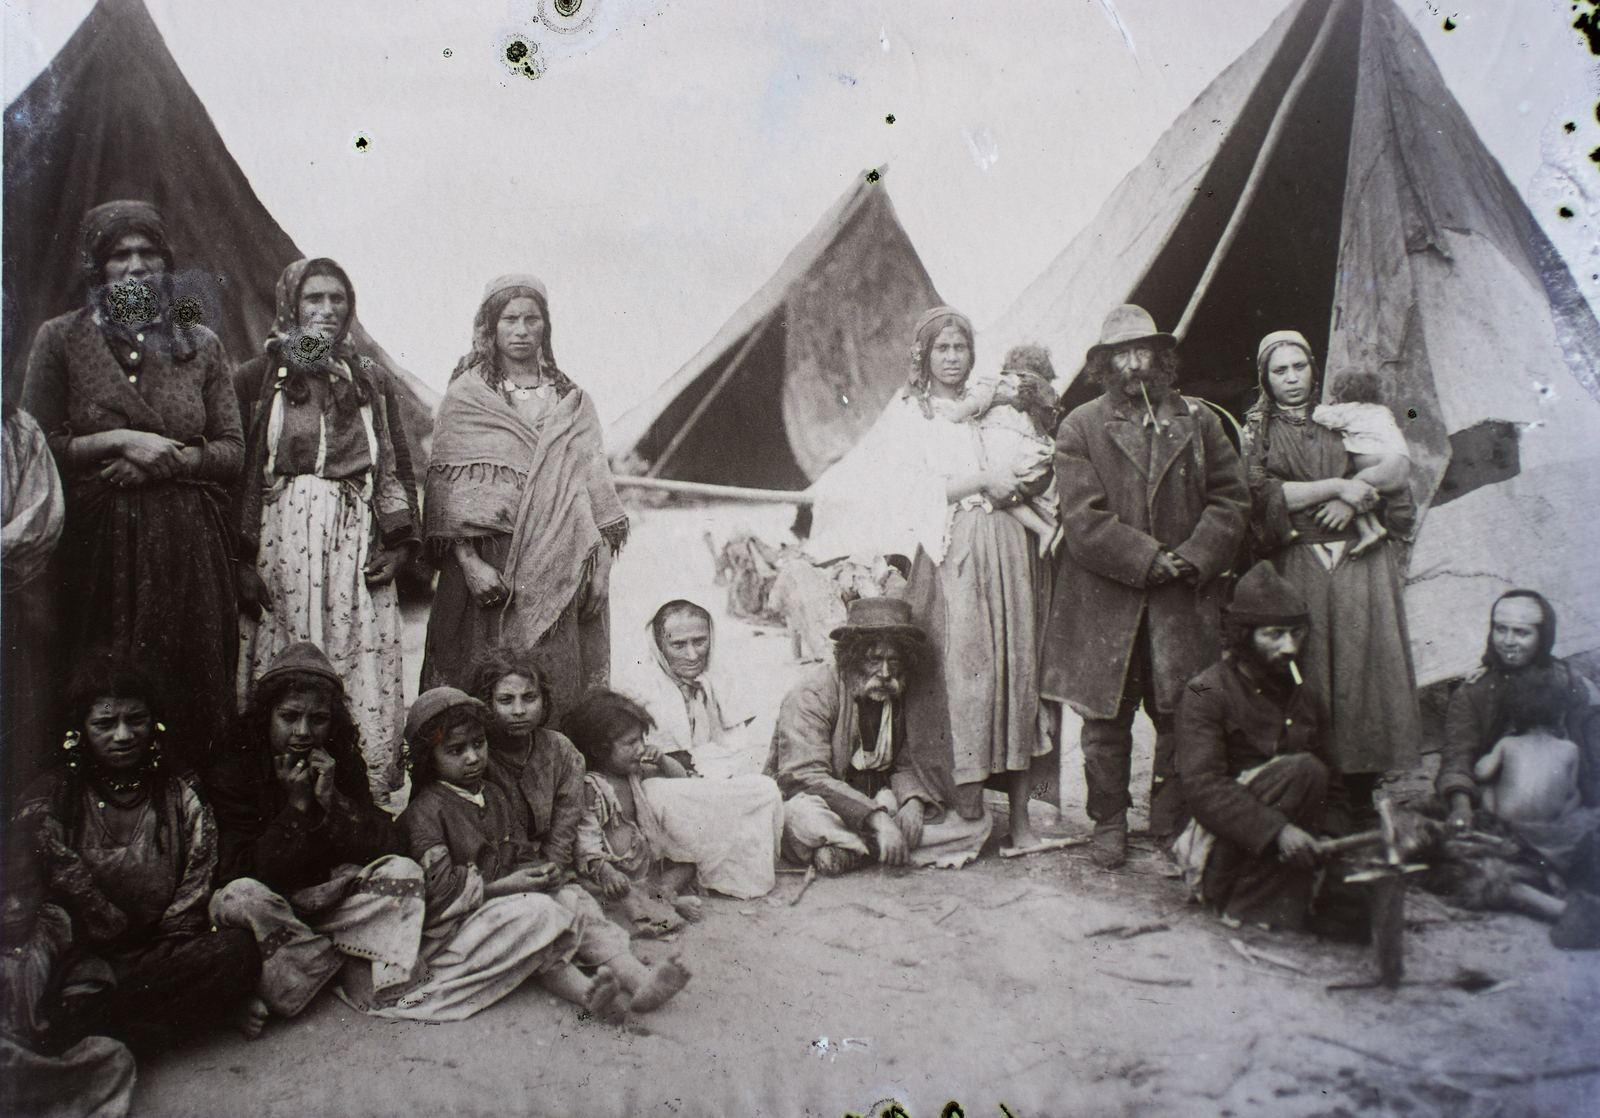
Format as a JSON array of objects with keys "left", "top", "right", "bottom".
[{"left": 1091, "top": 810, "right": 1128, "bottom": 870}]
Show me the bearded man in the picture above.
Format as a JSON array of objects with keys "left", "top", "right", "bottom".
[
  {"left": 765, "top": 597, "right": 992, "bottom": 876},
  {"left": 1042, "top": 305, "right": 1250, "bottom": 867},
  {"left": 1171, "top": 562, "right": 1354, "bottom": 932}
]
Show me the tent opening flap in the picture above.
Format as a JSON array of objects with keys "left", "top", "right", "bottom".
[{"left": 633, "top": 317, "right": 807, "bottom": 490}]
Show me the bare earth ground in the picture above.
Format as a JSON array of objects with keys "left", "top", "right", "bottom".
[{"left": 132, "top": 502, "right": 1600, "bottom": 1118}]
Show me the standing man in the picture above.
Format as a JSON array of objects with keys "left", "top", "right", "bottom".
[{"left": 1043, "top": 305, "right": 1250, "bottom": 867}]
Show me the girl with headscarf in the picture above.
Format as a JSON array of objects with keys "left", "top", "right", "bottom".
[
  {"left": 21, "top": 201, "right": 243, "bottom": 772},
  {"left": 421, "top": 275, "right": 628, "bottom": 721},
  {"left": 1241, "top": 330, "right": 1421, "bottom": 808},
  {"left": 231, "top": 259, "right": 418, "bottom": 804},
  {"left": 807, "top": 307, "right": 1053, "bottom": 853}
]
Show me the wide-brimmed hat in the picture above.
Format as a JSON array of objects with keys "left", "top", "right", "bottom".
[
  {"left": 1227, "top": 561, "right": 1309, "bottom": 628},
  {"left": 405, "top": 687, "right": 489, "bottom": 744},
  {"left": 1085, "top": 305, "right": 1176, "bottom": 361},
  {"left": 829, "top": 596, "right": 927, "bottom": 643}
]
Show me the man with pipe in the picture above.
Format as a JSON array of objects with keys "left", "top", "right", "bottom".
[{"left": 1170, "top": 561, "right": 1364, "bottom": 933}]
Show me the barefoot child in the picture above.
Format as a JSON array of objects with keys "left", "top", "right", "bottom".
[
  {"left": 391, "top": 687, "right": 688, "bottom": 1020},
  {"left": 938, "top": 345, "right": 1062, "bottom": 558},
  {"left": 1311, "top": 371, "right": 1409, "bottom": 558},
  {"left": 1475, "top": 674, "right": 1584, "bottom": 826},
  {"left": 566, "top": 691, "right": 702, "bottom": 934}
]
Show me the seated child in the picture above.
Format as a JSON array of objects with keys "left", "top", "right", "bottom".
[
  {"left": 565, "top": 692, "right": 702, "bottom": 934},
  {"left": 938, "top": 344, "right": 1063, "bottom": 558},
  {"left": 1311, "top": 371, "right": 1410, "bottom": 558},
  {"left": 390, "top": 688, "right": 689, "bottom": 1020},
  {"left": 1475, "top": 675, "right": 1584, "bottom": 826}
]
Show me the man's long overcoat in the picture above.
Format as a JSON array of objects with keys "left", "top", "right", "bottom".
[{"left": 1042, "top": 390, "right": 1250, "bottom": 720}]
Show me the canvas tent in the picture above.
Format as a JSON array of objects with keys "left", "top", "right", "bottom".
[
  {"left": 608, "top": 171, "right": 942, "bottom": 491},
  {"left": 2, "top": 0, "right": 438, "bottom": 465},
  {"left": 984, "top": 0, "right": 1600, "bottom": 688}
]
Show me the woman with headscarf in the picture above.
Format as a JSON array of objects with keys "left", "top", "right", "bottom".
[
  {"left": 231, "top": 259, "right": 418, "bottom": 804},
  {"left": 807, "top": 307, "right": 1053, "bottom": 854},
  {"left": 421, "top": 275, "right": 628, "bottom": 720},
  {"left": 1241, "top": 330, "right": 1421, "bottom": 809},
  {"left": 21, "top": 201, "right": 243, "bottom": 772}
]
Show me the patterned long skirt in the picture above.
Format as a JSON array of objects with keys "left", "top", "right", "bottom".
[{"left": 237, "top": 475, "right": 405, "bottom": 802}]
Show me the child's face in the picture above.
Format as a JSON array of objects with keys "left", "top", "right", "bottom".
[
  {"left": 490, "top": 673, "right": 544, "bottom": 737},
  {"left": 84, "top": 697, "right": 154, "bottom": 773},
  {"left": 269, "top": 690, "right": 334, "bottom": 759},
  {"left": 433, "top": 722, "right": 490, "bottom": 790},
  {"left": 602, "top": 727, "right": 647, "bottom": 776}
]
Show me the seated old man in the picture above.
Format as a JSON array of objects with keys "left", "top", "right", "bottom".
[
  {"left": 1172, "top": 562, "right": 1361, "bottom": 934},
  {"left": 617, "top": 599, "right": 757, "bottom": 780},
  {"left": 765, "top": 597, "right": 991, "bottom": 875}
]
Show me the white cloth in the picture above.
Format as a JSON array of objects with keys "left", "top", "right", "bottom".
[
  {"left": 1310, "top": 401, "right": 1410, "bottom": 459},
  {"left": 237, "top": 474, "right": 405, "bottom": 802},
  {"left": 1171, "top": 760, "right": 1273, "bottom": 901},
  {"left": 616, "top": 614, "right": 756, "bottom": 780},
  {"left": 634, "top": 774, "right": 785, "bottom": 899},
  {"left": 781, "top": 789, "right": 993, "bottom": 869}
]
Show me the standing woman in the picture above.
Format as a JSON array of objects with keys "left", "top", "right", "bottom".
[
  {"left": 422, "top": 275, "right": 628, "bottom": 719},
  {"left": 1241, "top": 331, "right": 1421, "bottom": 807},
  {"left": 808, "top": 307, "right": 1051, "bottom": 852},
  {"left": 22, "top": 201, "right": 242, "bottom": 771},
  {"left": 232, "top": 259, "right": 417, "bottom": 803}
]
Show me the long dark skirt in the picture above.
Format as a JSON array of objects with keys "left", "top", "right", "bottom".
[
  {"left": 3, "top": 578, "right": 59, "bottom": 813},
  {"left": 56, "top": 479, "right": 237, "bottom": 769},
  {"left": 421, "top": 533, "right": 609, "bottom": 724}
]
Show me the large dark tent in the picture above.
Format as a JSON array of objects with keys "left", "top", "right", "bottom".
[
  {"left": 607, "top": 170, "right": 941, "bottom": 491},
  {"left": 2, "top": 0, "right": 437, "bottom": 462},
  {"left": 985, "top": 0, "right": 1600, "bottom": 687}
]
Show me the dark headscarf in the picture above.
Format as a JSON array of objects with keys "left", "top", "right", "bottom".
[
  {"left": 449, "top": 273, "right": 573, "bottom": 397},
  {"left": 906, "top": 305, "right": 974, "bottom": 418},
  {"left": 80, "top": 200, "right": 199, "bottom": 363},
  {"left": 263, "top": 258, "right": 368, "bottom": 419},
  {"left": 1483, "top": 589, "right": 1559, "bottom": 671}
]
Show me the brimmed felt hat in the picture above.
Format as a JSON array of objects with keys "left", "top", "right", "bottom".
[
  {"left": 1227, "top": 562, "right": 1309, "bottom": 628},
  {"left": 256, "top": 641, "right": 345, "bottom": 694},
  {"left": 829, "top": 596, "right": 927, "bottom": 643},
  {"left": 405, "top": 687, "right": 488, "bottom": 744},
  {"left": 1085, "top": 305, "right": 1176, "bottom": 361}
]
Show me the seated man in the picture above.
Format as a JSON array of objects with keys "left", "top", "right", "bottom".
[
  {"left": 765, "top": 597, "right": 991, "bottom": 875},
  {"left": 1438, "top": 589, "right": 1600, "bottom": 830},
  {"left": 1172, "top": 562, "right": 1356, "bottom": 933},
  {"left": 617, "top": 599, "right": 756, "bottom": 779},
  {"left": 207, "top": 643, "right": 425, "bottom": 1031}
]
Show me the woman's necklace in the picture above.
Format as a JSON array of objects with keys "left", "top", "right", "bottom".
[{"left": 89, "top": 772, "right": 150, "bottom": 811}]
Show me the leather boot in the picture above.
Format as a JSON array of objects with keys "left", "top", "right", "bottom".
[{"left": 1090, "top": 810, "right": 1128, "bottom": 870}]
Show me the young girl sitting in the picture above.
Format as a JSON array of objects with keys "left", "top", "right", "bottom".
[
  {"left": 937, "top": 344, "right": 1062, "bottom": 558},
  {"left": 386, "top": 688, "right": 689, "bottom": 1020},
  {"left": 1475, "top": 675, "right": 1585, "bottom": 826},
  {"left": 565, "top": 692, "right": 702, "bottom": 935},
  {"left": 1311, "top": 370, "right": 1411, "bottom": 558}
]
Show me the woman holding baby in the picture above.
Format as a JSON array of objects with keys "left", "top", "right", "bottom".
[
  {"left": 807, "top": 306, "right": 1056, "bottom": 853},
  {"left": 1242, "top": 329, "right": 1421, "bottom": 810}
]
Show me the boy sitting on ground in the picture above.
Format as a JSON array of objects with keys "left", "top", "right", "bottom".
[
  {"left": 1475, "top": 674, "right": 1584, "bottom": 826},
  {"left": 565, "top": 691, "right": 701, "bottom": 935}
]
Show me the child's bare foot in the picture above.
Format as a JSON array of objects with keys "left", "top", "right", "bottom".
[
  {"left": 233, "top": 996, "right": 269, "bottom": 1040},
  {"left": 629, "top": 956, "right": 691, "bottom": 1012},
  {"left": 670, "top": 895, "right": 703, "bottom": 922},
  {"left": 1348, "top": 515, "right": 1387, "bottom": 559},
  {"left": 585, "top": 966, "right": 628, "bottom": 1024}
]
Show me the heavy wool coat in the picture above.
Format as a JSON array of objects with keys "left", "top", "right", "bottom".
[{"left": 1042, "top": 390, "right": 1250, "bottom": 720}]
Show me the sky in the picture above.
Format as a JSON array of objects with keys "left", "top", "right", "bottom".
[{"left": 5, "top": 0, "right": 1598, "bottom": 421}]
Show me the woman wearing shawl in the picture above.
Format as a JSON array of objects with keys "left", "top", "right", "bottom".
[
  {"left": 21, "top": 201, "right": 243, "bottom": 772},
  {"left": 1242, "top": 330, "right": 1421, "bottom": 807},
  {"left": 807, "top": 307, "right": 1053, "bottom": 853},
  {"left": 232, "top": 259, "right": 418, "bottom": 803},
  {"left": 422, "top": 275, "right": 628, "bottom": 719}
]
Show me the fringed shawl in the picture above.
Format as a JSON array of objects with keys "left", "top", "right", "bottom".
[{"left": 426, "top": 367, "right": 628, "bottom": 647}]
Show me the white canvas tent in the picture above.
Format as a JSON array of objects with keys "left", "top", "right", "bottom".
[{"left": 985, "top": 0, "right": 1600, "bottom": 687}]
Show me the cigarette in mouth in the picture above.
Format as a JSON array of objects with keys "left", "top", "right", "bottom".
[{"left": 1288, "top": 660, "right": 1303, "bottom": 686}]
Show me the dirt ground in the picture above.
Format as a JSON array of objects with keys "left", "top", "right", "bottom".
[{"left": 132, "top": 502, "right": 1600, "bottom": 1118}]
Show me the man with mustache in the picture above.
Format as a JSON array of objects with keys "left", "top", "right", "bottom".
[
  {"left": 765, "top": 597, "right": 991, "bottom": 876},
  {"left": 1171, "top": 561, "right": 1350, "bottom": 932},
  {"left": 1043, "top": 305, "right": 1250, "bottom": 868}
]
